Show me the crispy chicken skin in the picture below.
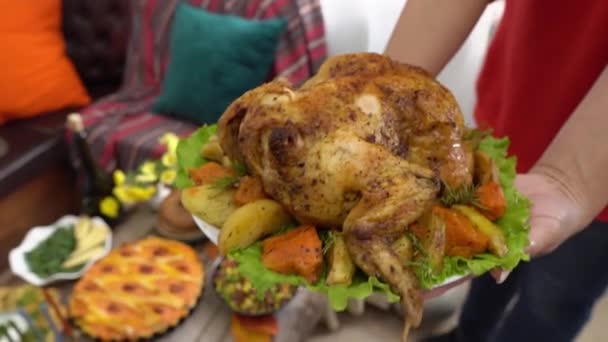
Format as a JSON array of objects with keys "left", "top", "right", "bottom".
[{"left": 217, "top": 53, "right": 471, "bottom": 328}]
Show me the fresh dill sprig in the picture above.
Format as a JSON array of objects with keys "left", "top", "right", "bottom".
[
  {"left": 404, "top": 233, "right": 439, "bottom": 280},
  {"left": 276, "top": 223, "right": 297, "bottom": 235},
  {"left": 404, "top": 258, "right": 437, "bottom": 283},
  {"left": 406, "top": 232, "right": 427, "bottom": 258},
  {"left": 463, "top": 128, "right": 492, "bottom": 142},
  {"left": 232, "top": 161, "right": 248, "bottom": 177},
  {"left": 209, "top": 161, "right": 249, "bottom": 191},
  {"left": 210, "top": 176, "right": 240, "bottom": 191},
  {"left": 320, "top": 230, "right": 336, "bottom": 255},
  {"left": 439, "top": 183, "right": 480, "bottom": 207}
]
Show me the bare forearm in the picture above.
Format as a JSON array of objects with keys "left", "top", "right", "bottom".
[
  {"left": 384, "top": 0, "right": 488, "bottom": 76},
  {"left": 532, "top": 67, "right": 608, "bottom": 227}
]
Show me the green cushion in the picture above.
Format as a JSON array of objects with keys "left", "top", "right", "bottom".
[{"left": 152, "top": 3, "right": 287, "bottom": 124}]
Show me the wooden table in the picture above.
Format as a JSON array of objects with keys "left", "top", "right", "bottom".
[{"left": 1, "top": 207, "right": 327, "bottom": 341}]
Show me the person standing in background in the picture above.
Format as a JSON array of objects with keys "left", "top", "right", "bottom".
[{"left": 385, "top": 0, "right": 608, "bottom": 341}]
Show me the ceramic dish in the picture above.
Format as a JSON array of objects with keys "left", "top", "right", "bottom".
[{"left": 9, "top": 215, "right": 112, "bottom": 286}]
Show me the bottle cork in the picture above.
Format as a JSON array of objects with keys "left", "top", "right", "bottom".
[{"left": 67, "top": 113, "right": 84, "bottom": 132}]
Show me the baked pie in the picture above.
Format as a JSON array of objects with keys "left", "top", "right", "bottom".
[{"left": 69, "top": 236, "right": 204, "bottom": 340}]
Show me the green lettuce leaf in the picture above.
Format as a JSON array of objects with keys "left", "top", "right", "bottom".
[
  {"left": 229, "top": 243, "right": 305, "bottom": 296},
  {"left": 309, "top": 273, "right": 399, "bottom": 311},
  {"left": 175, "top": 124, "right": 217, "bottom": 189}
]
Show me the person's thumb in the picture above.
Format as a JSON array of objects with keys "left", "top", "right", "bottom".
[{"left": 525, "top": 214, "right": 562, "bottom": 257}]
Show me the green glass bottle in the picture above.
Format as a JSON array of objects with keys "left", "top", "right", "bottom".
[{"left": 66, "top": 113, "right": 121, "bottom": 224}]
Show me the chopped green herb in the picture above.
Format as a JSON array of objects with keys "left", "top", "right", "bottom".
[
  {"left": 209, "top": 161, "right": 249, "bottom": 191},
  {"left": 210, "top": 176, "right": 240, "bottom": 191},
  {"left": 25, "top": 226, "right": 81, "bottom": 278},
  {"left": 276, "top": 223, "right": 297, "bottom": 235},
  {"left": 403, "top": 232, "right": 443, "bottom": 284},
  {"left": 463, "top": 127, "right": 492, "bottom": 145},
  {"left": 320, "top": 230, "right": 336, "bottom": 255},
  {"left": 440, "top": 183, "right": 480, "bottom": 207},
  {"left": 406, "top": 232, "right": 426, "bottom": 257},
  {"left": 232, "top": 161, "right": 248, "bottom": 177}
]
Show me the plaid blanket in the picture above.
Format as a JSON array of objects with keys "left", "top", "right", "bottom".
[{"left": 80, "top": 0, "right": 327, "bottom": 171}]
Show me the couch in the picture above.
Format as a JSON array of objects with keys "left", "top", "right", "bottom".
[
  {"left": 0, "top": 0, "right": 326, "bottom": 268},
  {"left": 79, "top": 0, "right": 326, "bottom": 172}
]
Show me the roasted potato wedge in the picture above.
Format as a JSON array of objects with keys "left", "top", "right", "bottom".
[
  {"left": 453, "top": 205, "right": 508, "bottom": 257},
  {"left": 181, "top": 185, "right": 238, "bottom": 227},
  {"left": 326, "top": 233, "right": 355, "bottom": 286},
  {"left": 423, "top": 212, "right": 446, "bottom": 271},
  {"left": 415, "top": 211, "right": 446, "bottom": 272},
  {"left": 433, "top": 205, "right": 489, "bottom": 258},
  {"left": 474, "top": 150, "right": 500, "bottom": 185},
  {"left": 201, "top": 135, "right": 224, "bottom": 162},
  {"left": 218, "top": 199, "right": 292, "bottom": 255}
]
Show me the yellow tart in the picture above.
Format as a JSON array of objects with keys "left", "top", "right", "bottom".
[{"left": 69, "top": 236, "right": 204, "bottom": 340}]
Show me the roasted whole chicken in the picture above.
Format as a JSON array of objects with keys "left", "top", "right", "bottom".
[{"left": 217, "top": 53, "right": 472, "bottom": 330}]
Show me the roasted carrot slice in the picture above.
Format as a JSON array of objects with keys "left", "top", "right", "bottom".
[
  {"left": 261, "top": 225, "right": 323, "bottom": 283},
  {"left": 234, "top": 314, "right": 278, "bottom": 336},
  {"left": 231, "top": 314, "right": 273, "bottom": 342},
  {"left": 475, "top": 181, "right": 506, "bottom": 221},
  {"left": 234, "top": 176, "right": 266, "bottom": 206},
  {"left": 189, "top": 162, "right": 234, "bottom": 186},
  {"left": 453, "top": 205, "right": 508, "bottom": 258},
  {"left": 432, "top": 205, "right": 489, "bottom": 258}
]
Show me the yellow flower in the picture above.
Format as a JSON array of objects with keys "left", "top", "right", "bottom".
[
  {"left": 135, "top": 173, "right": 157, "bottom": 183},
  {"left": 128, "top": 185, "right": 156, "bottom": 201},
  {"left": 113, "top": 170, "right": 126, "bottom": 186},
  {"left": 161, "top": 152, "right": 176, "bottom": 167},
  {"left": 140, "top": 161, "right": 157, "bottom": 176},
  {"left": 113, "top": 186, "right": 136, "bottom": 205},
  {"left": 159, "top": 133, "right": 179, "bottom": 154},
  {"left": 160, "top": 169, "right": 177, "bottom": 185},
  {"left": 113, "top": 185, "right": 156, "bottom": 205},
  {"left": 99, "top": 196, "right": 120, "bottom": 218}
]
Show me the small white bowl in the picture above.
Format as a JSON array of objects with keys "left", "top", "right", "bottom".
[
  {"left": 9, "top": 215, "right": 113, "bottom": 286},
  {"left": 191, "top": 214, "right": 466, "bottom": 289}
]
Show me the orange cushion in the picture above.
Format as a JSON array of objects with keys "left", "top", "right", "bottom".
[{"left": 0, "top": 0, "right": 91, "bottom": 125}]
